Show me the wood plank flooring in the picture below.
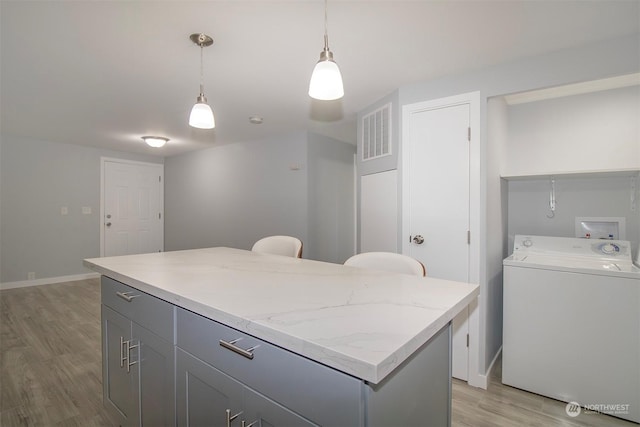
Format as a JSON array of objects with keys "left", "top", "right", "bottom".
[{"left": 1, "top": 279, "right": 636, "bottom": 426}]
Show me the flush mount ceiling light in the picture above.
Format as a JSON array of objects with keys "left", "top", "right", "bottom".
[
  {"left": 142, "top": 136, "right": 169, "bottom": 148},
  {"left": 189, "top": 33, "right": 215, "bottom": 129},
  {"left": 308, "top": 0, "right": 344, "bottom": 101}
]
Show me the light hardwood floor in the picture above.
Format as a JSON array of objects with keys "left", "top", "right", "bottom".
[{"left": 1, "top": 279, "right": 636, "bottom": 426}]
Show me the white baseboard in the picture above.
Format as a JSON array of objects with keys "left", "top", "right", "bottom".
[
  {"left": 467, "top": 346, "right": 502, "bottom": 390},
  {"left": 1, "top": 272, "right": 100, "bottom": 290},
  {"left": 487, "top": 345, "right": 502, "bottom": 379},
  {"left": 468, "top": 371, "right": 488, "bottom": 389}
]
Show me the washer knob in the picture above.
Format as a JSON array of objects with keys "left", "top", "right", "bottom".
[
  {"left": 601, "top": 243, "right": 618, "bottom": 254},
  {"left": 522, "top": 239, "right": 533, "bottom": 247}
]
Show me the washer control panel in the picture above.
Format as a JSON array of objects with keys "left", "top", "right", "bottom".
[{"left": 596, "top": 242, "right": 621, "bottom": 256}]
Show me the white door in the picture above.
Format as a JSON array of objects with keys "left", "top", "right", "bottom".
[
  {"left": 402, "top": 100, "right": 471, "bottom": 380},
  {"left": 102, "top": 160, "right": 164, "bottom": 257}
]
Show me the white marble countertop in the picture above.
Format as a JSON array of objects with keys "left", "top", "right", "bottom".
[{"left": 84, "top": 247, "right": 479, "bottom": 384}]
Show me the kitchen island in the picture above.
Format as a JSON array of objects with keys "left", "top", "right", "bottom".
[{"left": 84, "top": 247, "right": 479, "bottom": 427}]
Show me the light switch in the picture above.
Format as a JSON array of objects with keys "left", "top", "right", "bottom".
[
  {"left": 82, "top": 206, "right": 92, "bottom": 215},
  {"left": 61, "top": 206, "right": 68, "bottom": 215}
]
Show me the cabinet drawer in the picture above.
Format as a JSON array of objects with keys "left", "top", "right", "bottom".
[
  {"left": 177, "top": 308, "right": 362, "bottom": 427},
  {"left": 101, "top": 276, "right": 174, "bottom": 342}
]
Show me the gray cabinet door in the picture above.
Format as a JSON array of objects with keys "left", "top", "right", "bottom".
[
  {"left": 176, "top": 348, "right": 243, "bottom": 427},
  {"left": 102, "top": 305, "right": 138, "bottom": 426},
  {"left": 133, "top": 323, "right": 175, "bottom": 427},
  {"left": 243, "top": 388, "right": 318, "bottom": 427}
]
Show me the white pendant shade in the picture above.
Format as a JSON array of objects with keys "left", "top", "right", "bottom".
[
  {"left": 189, "top": 101, "right": 215, "bottom": 129},
  {"left": 309, "top": 59, "right": 344, "bottom": 101}
]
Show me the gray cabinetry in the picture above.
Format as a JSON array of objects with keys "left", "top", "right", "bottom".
[
  {"left": 101, "top": 276, "right": 175, "bottom": 427},
  {"left": 101, "top": 275, "right": 453, "bottom": 427},
  {"left": 176, "top": 348, "right": 243, "bottom": 427},
  {"left": 176, "top": 348, "right": 315, "bottom": 427},
  {"left": 176, "top": 308, "right": 356, "bottom": 426},
  {"left": 102, "top": 305, "right": 138, "bottom": 425}
]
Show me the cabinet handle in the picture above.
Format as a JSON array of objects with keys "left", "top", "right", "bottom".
[
  {"left": 124, "top": 340, "right": 139, "bottom": 373},
  {"left": 226, "top": 409, "right": 242, "bottom": 427},
  {"left": 242, "top": 421, "right": 258, "bottom": 427},
  {"left": 120, "top": 336, "right": 127, "bottom": 368},
  {"left": 219, "top": 338, "right": 257, "bottom": 360},
  {"left": 116, "top": 291, "right": 140, "bottom": 302}
]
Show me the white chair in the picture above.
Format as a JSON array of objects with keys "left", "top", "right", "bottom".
[
  {"left": 251, "top": 235, "right": 303, "bottom": 258},
  {"left": 344, "top": 252, "right": 426, "bottom": 277}
]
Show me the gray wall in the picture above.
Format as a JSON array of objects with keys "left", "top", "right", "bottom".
[
  {"left": 508, "top": 176, "right": 640, "bottom": 257},
  {"left": 307, "top": 133, "right": 355, "bottom": 263},
  {"left": 0, "top": 134, "right": 163, "bottom": 283},
  {"left": 164, "top": 131, "right": 355, "bottom": 263},
  {"left": 486, "top": 97, "right": 510, "bottom": 371},
  {"left": 505, "top": 85, "right": 639, "bottom": 175},
  {"left": 357, "top": 34, "right": 640, "bottom": 377},
  {"left": 164, "top": 132, "right": 309, "bottom": 253}
]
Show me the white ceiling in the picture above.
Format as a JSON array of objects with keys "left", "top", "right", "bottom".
[{"left": 2, "top": 1, "right": 639, "bottom": 157}]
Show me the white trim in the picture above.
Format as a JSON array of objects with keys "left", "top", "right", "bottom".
[
  {"left": 504, "top": 73, "right": 640, "bottom": 105},
  {"left": 353, "top": 153, "right": 358, "bottom": 256},
  {"left": 1, "top": 272, "right": 100, "bottom": 290},
  {"left": 100, "top": 157, "right": 164, "bottom": 257},
  {"left": 470, "top": 344, "right": 502, "bottom": 390}
]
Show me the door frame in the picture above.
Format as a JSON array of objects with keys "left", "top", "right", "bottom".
[
  {"left": 401, "top": 91, "right": 482, "bottom": 387},
  {"left": 100, "top": 157, "right": 164, "bottom": 257}
]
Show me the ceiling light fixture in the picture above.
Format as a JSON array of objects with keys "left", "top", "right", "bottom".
[
  {"left": 189, "top": 33, "right": 215, "bottom": 129},
  {"left": 308, "top": 0, "right": 344, "bottom": 101},
  {"left": 142, "top": 136, "right": 169, "bottom": 148}
]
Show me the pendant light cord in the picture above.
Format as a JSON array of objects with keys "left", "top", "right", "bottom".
[
  {"left": 199, "top": 45, "right": 204, "bottom": 95},
  {"left": 323, "top": 0, "right": 329, "bottom": 50}
]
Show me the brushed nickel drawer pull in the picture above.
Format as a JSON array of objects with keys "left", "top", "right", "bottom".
[
  {"left": 120, "top": 336, "right": 127, "bottom": 368},
  {"left": 226, "top": 409, "right": 242, "bottom": 427},
  {"left": 124, "top": 340, "right": 139, "bottom": 373},
  {"left": 219, "top": 338, "right": 257, "bottom": 360},
  {"left": 116, "top": 291, "right": 140, "bottom": 302}
]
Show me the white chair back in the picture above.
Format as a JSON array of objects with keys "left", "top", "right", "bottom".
[
  {"left": 344, "top": 252, "right": 426, "bottom": 277},
  {"left": 251, "top": 235, "right": 303, "bottom": 258}
]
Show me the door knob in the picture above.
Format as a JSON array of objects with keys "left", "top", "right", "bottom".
[
  {"left": 106, "top": 222, "right": 112, "bottom": 227},
  {"left": 412, "top": 235, "right": 424, "bottom": 244}
]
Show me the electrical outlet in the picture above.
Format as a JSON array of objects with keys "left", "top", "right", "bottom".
[
  {"left": 82, "top": 206, "right": 92, "bottom": 215},
  {"left": 27, "top": 272, "right": 35, "bottom": 280}
]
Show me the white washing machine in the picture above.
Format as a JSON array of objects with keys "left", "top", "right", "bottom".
[{"left": 503, "top": 235, "right": 640, "bottom": 423}]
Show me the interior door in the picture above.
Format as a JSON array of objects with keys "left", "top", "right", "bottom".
[
  {"left": 403, "top": 101, "right": 470, "bottom": 380},
  {"left": 103, "top": 160, "right": 163, "bottom": 257}
]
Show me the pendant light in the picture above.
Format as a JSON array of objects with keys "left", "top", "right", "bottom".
[
  {"left": 189, "top": 33, "right": 215, "bottom": 129},
  {"left": 308, "top": 0, "right": 344, "bottom": 101}
]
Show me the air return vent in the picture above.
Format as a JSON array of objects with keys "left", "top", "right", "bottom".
[{"left": 361, "top": 103, "right": 391, "bottom": 161}]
